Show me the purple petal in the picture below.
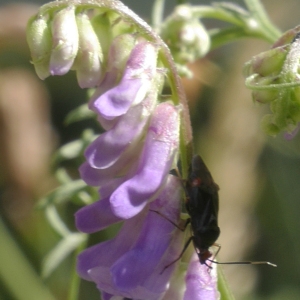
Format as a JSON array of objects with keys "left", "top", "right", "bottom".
[
  {"left": 161, "top": 267, "right": 185, "bottom": 300},
  {"left": 184, "top": 254, "right": 219, "bottom": 300},
  {"left": 101, "top": 291, "right": 114, "bottom": 300},
  {"left": 105, "top": 218, "right": 184, "bottom": 300},
  {"left": 79, "top": 152, "right": 139, "bottom": 187},
  {"left": 110, "top": 103, "right": 180, "bottom": 219},
  {"left": 111, "top": 209, "right": 176, "bottom": 290},
  {"left": 137, "top": 176, "right": 185, "bottom": 295},
  {"left": 93, "top": 77, "right": 150, "bottom": 120},
  {"left": 79, "top": 162, "right": 107, "bottom": 186},
  {"left": 85, "top": 94, "right": 156, "bottom": 169},
  {"left": 92, "top": 42, "right": 158, "bottom": 119},
  {"left": 97, "top": 178, "right": 125, "bottom": 199},
  {"left": 77, "top": 209, "right": 147, "bottom": 281},
  {"left": 89, "top": 72, "right": 120, "bottom": 131},
  {"left": 79, "top": 160, "right": 124, "bottom": 187},
  {"left": 150, "top": 230, "right": 186, "bottom": 300},
  {"left": 75, "top": 197, "right": 122, "bottom": 233},
  {"left": 88, "top": 33, "right": 137, "bottom": 128},
  {"left": 87, "top": 176, "right": 184, "bottom": 299}
]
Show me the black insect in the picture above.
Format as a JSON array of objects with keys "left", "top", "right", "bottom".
[
  {"left": 184, "top": 155, "right": 220, "bottom": 267},
  {"left": 159, "top": 154, "right": 276, "bottom": 271}
]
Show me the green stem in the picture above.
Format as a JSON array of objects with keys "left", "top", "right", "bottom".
[
  {"left": 151, "top": 0, "right": 165, "bottom": 31},
  {"left": 245, "top": 74, "right": 300, "bottom": 90},
  {"left": 209, "top": 27, "right": 254, "bottom": 50},
  {"left": 68, "top": 236, "right": 88, "bottom": 300},
  {"left": 191, "top": 6, "right": 246, "bottom": 27},
  {"left": 0, "top": 218, "right": 56, "bottom": 300},
  {"left": 244, "top": 0, "right": 281, "bottom": 42},
  {"left": 45, "top": 205, "right": 71, "bottom": 237},
  {"left": 218, "top": 267, "right": 236, "bottom": 300},
  {"left": 191, "top": 2, "right": 281, "bottom": 44}
]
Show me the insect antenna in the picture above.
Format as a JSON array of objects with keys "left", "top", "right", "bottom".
[{"left": 207, "top": 259, "right": 277, "bottom": 267}]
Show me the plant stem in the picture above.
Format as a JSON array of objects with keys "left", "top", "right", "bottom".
[
  {"left": 218, "top": 267, "right": 236, "bottom": 300},
  {"left": 192, "top": 6, "right": 246, "bottom": 27},
  {"left": 152, "top": 0, "right": 165, "bottom": 31},
  {"left": 244, "top": 0, "right": 281, "bottom": 43},
  {"left": 68, "top": 236, "right": 88, "bottom": 300}
]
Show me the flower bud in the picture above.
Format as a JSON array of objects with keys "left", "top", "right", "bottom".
[
  {"left": 272, "top": 25, "right": 300, "bottom": 48},
  {"left": 244, "top": 26, "right": 300, "bottom": 136},
  {"left": 260, "top": 114, "right": 280, "bottom": 136},
  {"left": 244, "top": 47, "right": 287, "bottom": 78},
  {"left": 91, "top": 13, "right": 112, "bottom": 64},
  {"left": 26, "top": 15, "right": 52, "bottom": 79},
  {"left": 251, "top": 77, "right": 279, "bottom": 103},
  {"left": 161, "top": 5, "right": 210, "bottom": 64},
  {"left": 106, "top": 33, "right": 137, "bottom": 74},
  {"left": 50, "top": 6, "right": 79, "bottom": 76},
  {"left": 74, "top": 12, "right": 103, "bottom": 88}
]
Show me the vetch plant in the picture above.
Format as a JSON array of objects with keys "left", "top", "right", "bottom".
[
  {"left": 27, "top": 1, "right": 196, "bottom": 298},
  {"left": 19, "top": 0, "right": 300, "bottom": 299},
  {"left": 244, "top": 25, "right": 300, "bottom": 137}
]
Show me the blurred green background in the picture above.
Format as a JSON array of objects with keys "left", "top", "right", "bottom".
[{"left": 1, "top": 0, "right": 300, "bottom": 299}]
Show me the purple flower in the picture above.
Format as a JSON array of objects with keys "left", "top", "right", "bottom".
[
  {"left": 80, "top": 100, "right": 180, "bottom": 218},
  {"left": 184, "top": 255, "right": 219, "bottom": 300},
  {"left": 27, "top": 5, "right": 220, "bottom": 299},
  {"left": 76, "top": 175, "right": 185, "bottom": 299},
  {"left": 84, "top": 91, "right": 157, "bottom": 169},
  {"left": 90, "top": 41, "right": 158, "bottom": 120},
  {"left": 74, "top": 30, "right": 219, "bottom": 298},
  {"left": 109, "top": 102, "right": 180, "bottom": 219},
  {"left": 75, "top": 33, "right": 189, "bottom": 298}
]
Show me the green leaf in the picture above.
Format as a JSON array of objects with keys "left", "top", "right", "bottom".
[
  {"left": 209, "top": 27, "right": 248, "bottom": 50},
  {"left": 45, "top": 205, "right": 71, "bottom": 237},
  {"left": 65, "top": 103, "right": 95, "bottom": 125},
  {"left": 0, "top": 218, "right": 56, "bottom": 300},
  {"left": 42, "top": 232, "right": 87, "bottom": 279},
  {"left": 213, "top": 2, "right": 249, "bottom": 19},
  {"left": 55, "top": 168, "right": 73, "bottom": 184},
  {"left": 52, "top": 129, "right": 97, "bottom": 163},
  {"left": 55, "top": 139, "right": 85, "bottom": 161},
  {"left": 37, "top": 179, "right": 88, "bottom": 209}
]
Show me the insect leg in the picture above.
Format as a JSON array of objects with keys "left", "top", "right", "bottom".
[
  {"left": 160, "top": 236, "right": 194, "bottom": 274},
  {"left": 212, "top": 243, "right": 221, "bottom": 260},
  {"left": 149, "top": 209, "right": 189, "bottom": 231}
]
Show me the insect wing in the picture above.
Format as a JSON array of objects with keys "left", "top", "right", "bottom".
[{"left": 186, "top": 155, "right": 219, "bottom": 214}]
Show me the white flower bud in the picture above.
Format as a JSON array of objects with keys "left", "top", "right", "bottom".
[
  {"left": 26, "top": 15, "right": 52, "bottom": 79},
  {"left": 75, "top": 13, "right": 103, "bottom": 88},
  {"left": 50, "top": 6, "right": 79, "bottom": 76}
]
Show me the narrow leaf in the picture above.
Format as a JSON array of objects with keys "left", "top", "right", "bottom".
[{"left": 42, "top": 232, "right": 87, "bottom": 279}]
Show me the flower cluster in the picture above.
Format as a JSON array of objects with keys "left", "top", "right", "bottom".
[
  {"left": 27, "top": 1, "right": 219, "bottom": 299},
  {"left": 75, "top": 35, "right": 184, "bottom": 297},
  {"left": 244, "top": 25, "right": 300, "bottom": 137}
]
